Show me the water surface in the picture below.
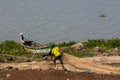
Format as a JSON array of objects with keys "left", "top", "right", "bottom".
[{"left": 0, "top": 0, "right": 120, "bottom": 43}]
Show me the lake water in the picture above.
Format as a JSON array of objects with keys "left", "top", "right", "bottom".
[{"left": 0, "top": 0, "right": 120, "bottom": 44}]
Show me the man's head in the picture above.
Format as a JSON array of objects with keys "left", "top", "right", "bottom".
[
  {"left": 20, "top": 33, "right": 23, "bottom": 35},
  {"left": 51, "top": 44, "right": 56, "bottom": 49}
]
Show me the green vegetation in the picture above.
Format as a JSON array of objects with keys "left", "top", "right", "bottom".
[
  {"left": 46, "top": 40, "right": 76, "bottom": 50},
  {"left": 59, "top": 38, "right": 120, "bottom": 58},
  {"left": 57, "top": 40, "right": 76, "bottom": 47},
  {"left": 0, "top": 40, "right": 34, "bottom": 62},
  {"left": 0, "top": 38, "right": 120, "bottom": 62},
  {"left": 82, "top": 38, "right": 120, "bottom": 52},
  {"left": 0, "top": 40, "right": 31, "bottom": 56},
  {"left": 62, "top": 47, "right": 94, "bottom": 58},
  {"left": 71, "top": 52, "right": 94, "bottom": 58}
]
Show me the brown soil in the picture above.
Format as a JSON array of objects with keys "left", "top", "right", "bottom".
[
  {"left": 0, "top": 53, "right": 120, "bottom": 80},
  {"left": 0, "top": 69, "right": 120, "bottom": 80}
]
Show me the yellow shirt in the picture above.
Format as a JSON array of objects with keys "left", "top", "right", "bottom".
[{"left": 52, "top": 46, "right": 61, "bottom": 57}]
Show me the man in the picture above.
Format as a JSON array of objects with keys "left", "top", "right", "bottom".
[
  {"left": 50, "top": 44, "right": 66, "bottom": 70},
  {"left": 20, "top": 33, "right": 25, "bottom": 44},
  {"left": 20, "top": 33, "right": 33, "bottom": 46}
]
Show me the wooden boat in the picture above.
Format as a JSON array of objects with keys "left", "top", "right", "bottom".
[
  {"left": 25, "top": 46, "right": 51, "bottom": 54},
  {"left": 20, "top": 33, "right": 52, "bottom": 60}
]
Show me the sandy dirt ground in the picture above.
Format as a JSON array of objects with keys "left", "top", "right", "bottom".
[{"left": 0, "top": 53, "right": 120, "bottom": 80}]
